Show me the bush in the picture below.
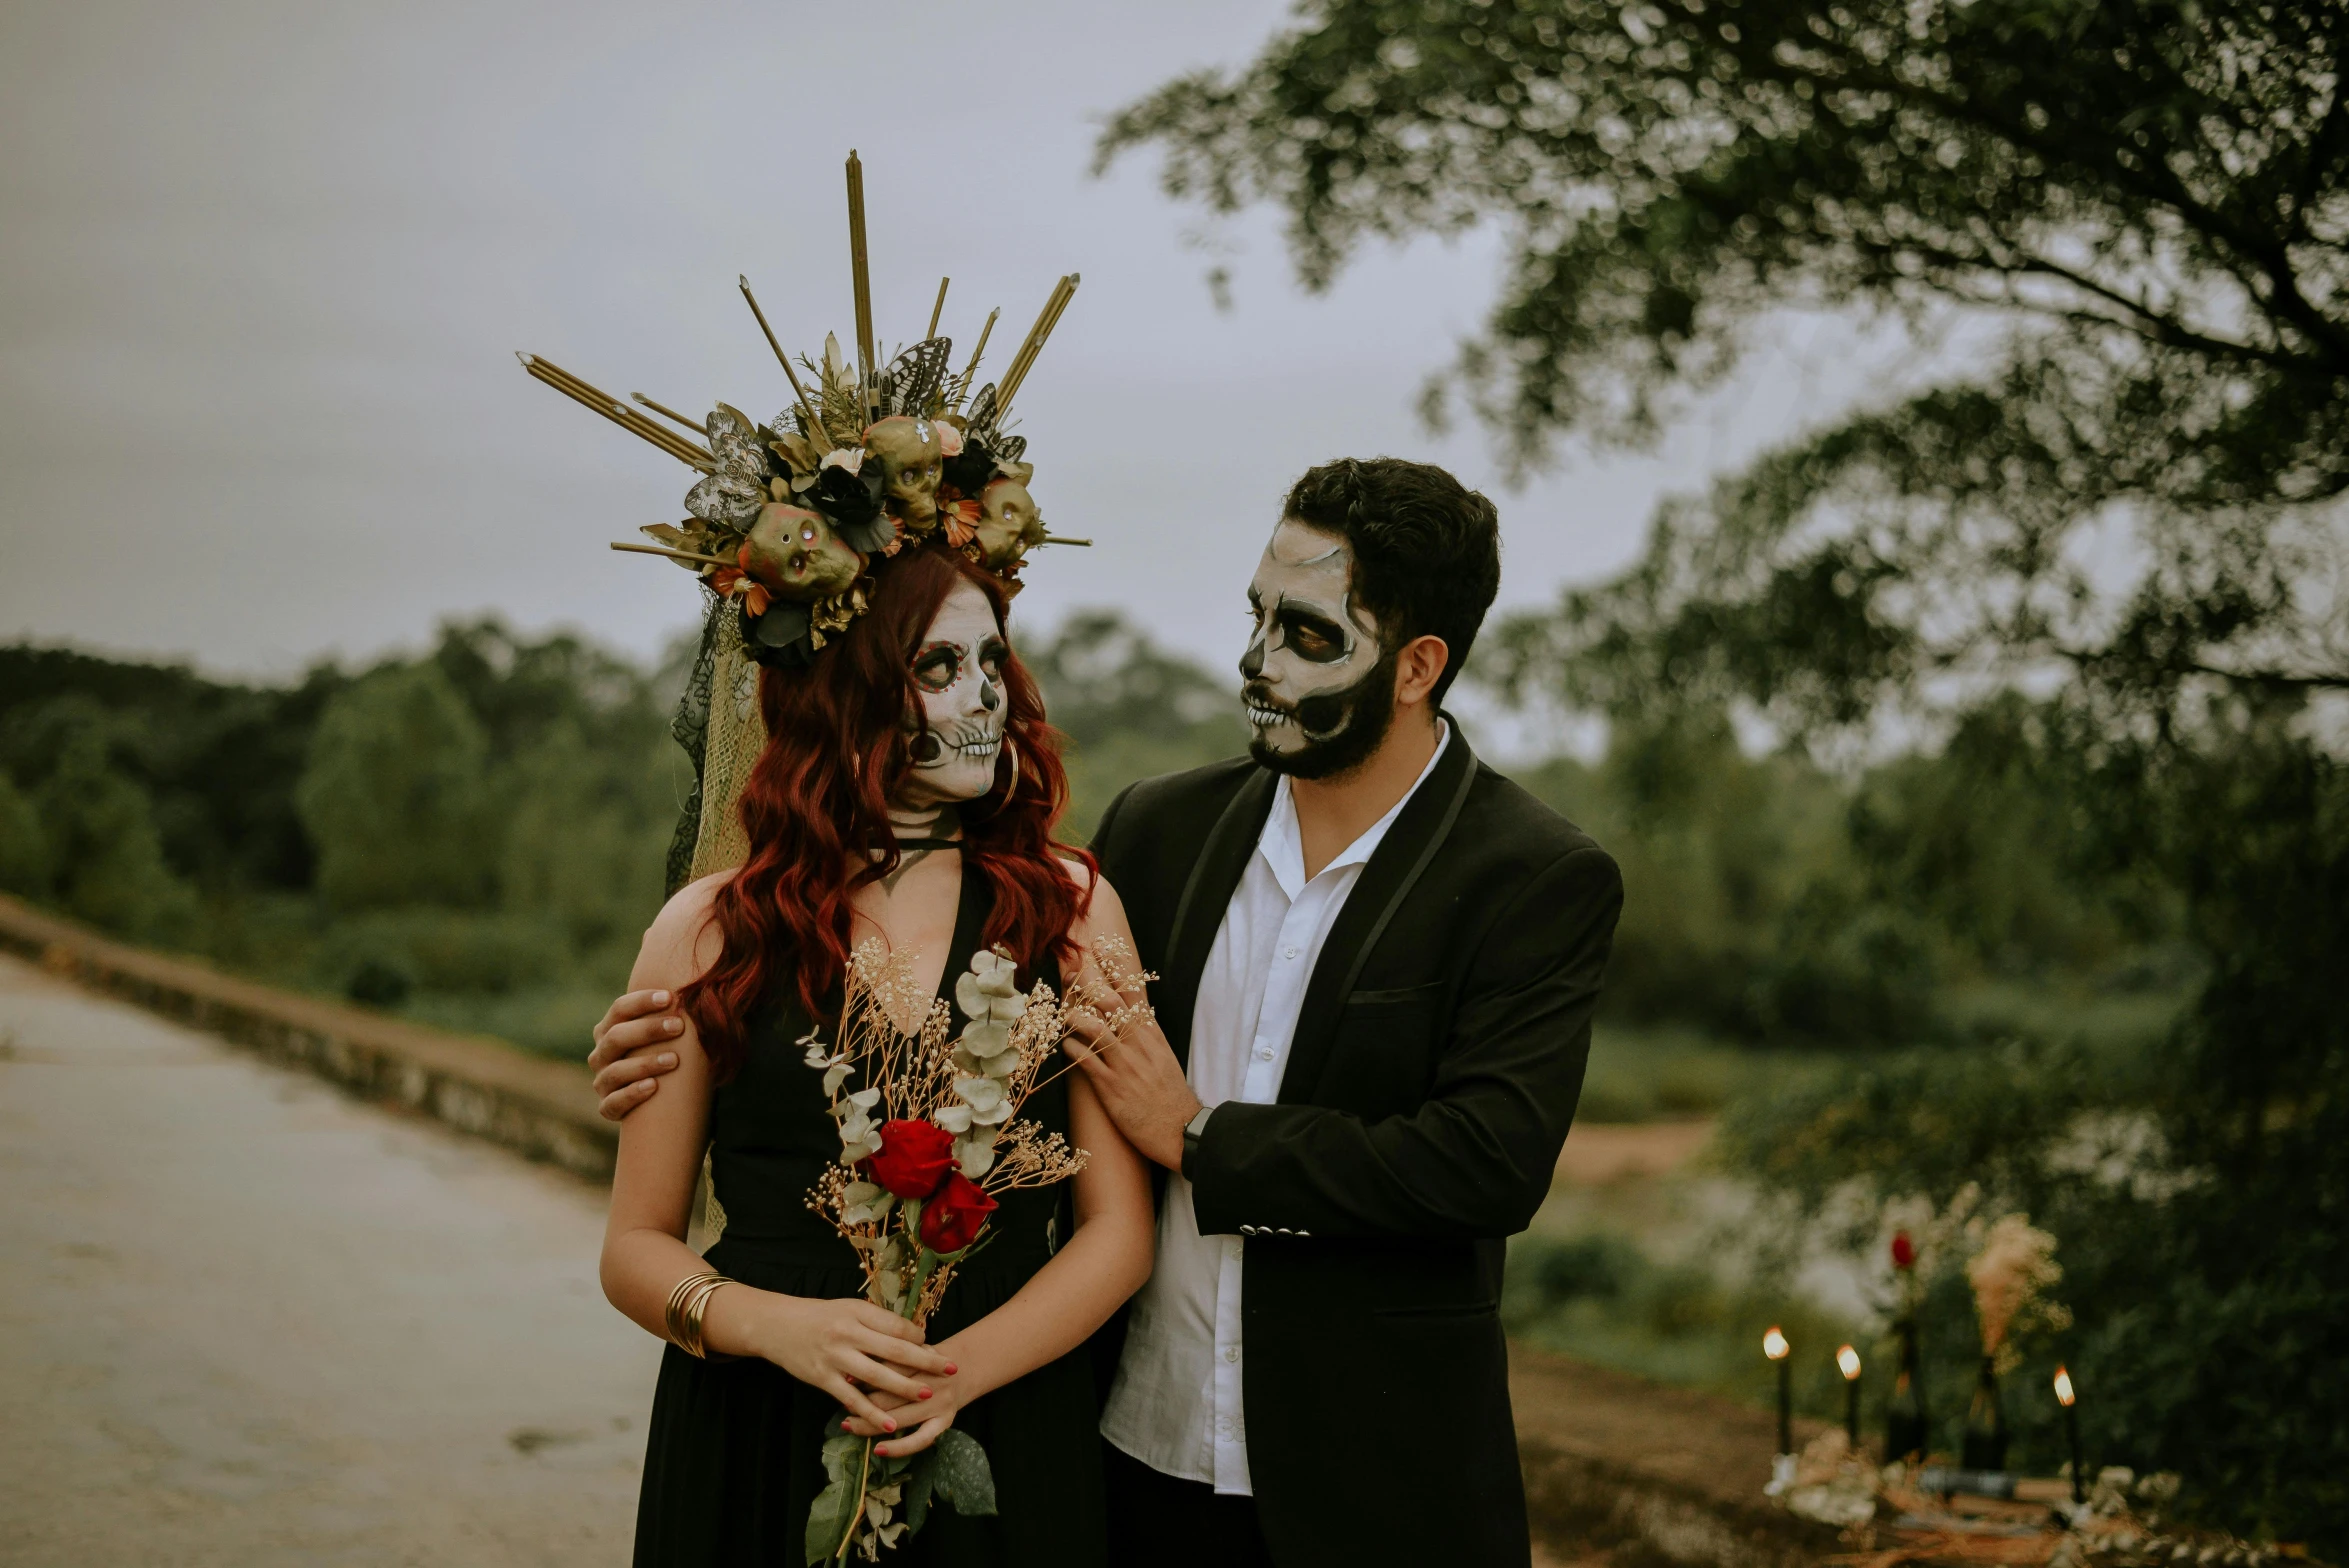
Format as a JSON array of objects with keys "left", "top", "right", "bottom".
[
  {"left": 0, "top": 772, "right": 52, "bottom": 896},
  {"left": 314, "top": 908, "right": 575, "bottom": 998},
  {"left": 1518, "top": 1234, "right": 1639, "bottom": 1306}
]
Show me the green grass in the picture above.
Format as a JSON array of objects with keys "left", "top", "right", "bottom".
[
  {"left": 1577, "top": 1023, "right": 1827, "bottom": 1123},
  {"left": 1504, "top": 1231, "right": 1868, "bottom": 1420}
]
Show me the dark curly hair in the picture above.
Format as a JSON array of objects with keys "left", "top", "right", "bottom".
[{"left": 1280, "top": 457, "right": 1502, "bottom": 703}]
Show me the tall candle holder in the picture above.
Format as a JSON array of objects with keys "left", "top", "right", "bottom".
[
  {"left": 1885, "top": 1315, "right": 1930, "bottom": 1463},
  {"left": 1885, "top": 1230, "right": 1930, "bottom": 1464},
  {"left": 1762, "top": 1325, "right": 1794, "bottom": 1493},
  {"left": 1837, "top": 1343, "right": 1862, "bottom": 1450},
  {"left": 2054, "top": 1366, "right": 2085, "bottom": 1505}
]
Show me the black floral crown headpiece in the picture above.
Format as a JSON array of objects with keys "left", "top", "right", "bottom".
[{"left": 519, "top": 151, "right": 1088, "bottom": 667}]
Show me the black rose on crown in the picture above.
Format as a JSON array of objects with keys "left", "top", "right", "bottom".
[
  {"left": 941, "top": 443, "right": 999, "bottom": 501},
  {"left": 808, "top": 464, "right": 893, "bottom": 553}
]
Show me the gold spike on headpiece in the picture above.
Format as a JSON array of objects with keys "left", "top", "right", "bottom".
[
  {"left": 994, "top": 273, "right": 1079, "bottom": 418},
  {"left": 845, "top": 151, "right": 877, "bottom": 418},
  {"left": 518, "top": 354, "right": 713, "bottom": 470}
]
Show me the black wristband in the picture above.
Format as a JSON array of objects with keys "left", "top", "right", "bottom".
[{"left": 1179, "top": 1104, "right": 1213, "bottom": 1180}]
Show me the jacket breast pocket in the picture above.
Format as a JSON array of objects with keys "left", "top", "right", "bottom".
[{"left": 1326, "top": 983, "right": 1449, "bottom": 1116}]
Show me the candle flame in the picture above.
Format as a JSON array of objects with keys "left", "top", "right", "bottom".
[
  {"left": 1763, "top": 1326, "right": 1790, "bottom": 1360},
  {"left": 2054, "top": 1365, "right": 2076, "bottom": 1407},
  {"left": 1837, "top": 1343, "right": 1862, "bottom": 1380}
]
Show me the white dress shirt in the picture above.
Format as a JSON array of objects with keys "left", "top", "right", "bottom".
[{"left": 1099, "top": 724, "right": 1452, "bottom": 1494}]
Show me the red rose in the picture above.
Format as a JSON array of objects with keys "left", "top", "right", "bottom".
[
  {"left": 1891, "top": 1231, "right": 1917, "bottom": 1271},
  {"left": 863, "top": 1119, "right": 955, "bottom": 1200},
  {"left": 917, "top": 1172, "right": 997, "bottom": 1255}
]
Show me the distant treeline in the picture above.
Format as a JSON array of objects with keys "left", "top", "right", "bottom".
[
  {"left": 1, "top": 616, "right": 2176, "bottom": 1060},
  {"left": 0, "top": 625, "right": 685, "bottom": 1052}
]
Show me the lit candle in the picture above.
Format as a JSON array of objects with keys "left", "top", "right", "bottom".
[
  {"left": 2053, "top": 1366, "right": 2084, "bottom": 1504},
  {"left": 1764, "top": 1326, "right": 1792, "bottom": 1456},
  {"left": 1837, "top": 1343, "right": 1863, "bottom": 1449}
]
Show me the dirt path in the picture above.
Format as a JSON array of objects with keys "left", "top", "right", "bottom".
[
  {"left": 0, "top": 952, "right": 661, "bottom": 1567},
  {"left": 1555, "top": 1118, "right": 1715, "bottom": 1185},
  {"left": 1510, "top": 1342, "right": 1810, "bottom": 1511}
]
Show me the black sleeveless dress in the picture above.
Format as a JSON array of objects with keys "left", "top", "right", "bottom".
[{"left": 632, "top": 872, "right": 1105, "bottom": 1566}]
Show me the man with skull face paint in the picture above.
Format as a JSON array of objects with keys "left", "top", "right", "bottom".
[
  {"left": 1064, "top": 458, "right": 1624, "bottom": 1568},
  {"left": 1237, "top": 515, "right": 1409, "bottom": 779}
]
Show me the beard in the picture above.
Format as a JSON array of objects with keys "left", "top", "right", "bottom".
[{"left": 1245, "top": 647, "right": 1399, "bottom": 781}]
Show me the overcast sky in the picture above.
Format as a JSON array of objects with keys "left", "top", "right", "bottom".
[{"left": 1, "top": 0, "right": 1893, "bottom": 716}]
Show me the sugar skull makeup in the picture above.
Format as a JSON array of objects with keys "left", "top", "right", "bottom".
[
  {"left": 1239, "top": 518, "right": 1398, "bottom": 779},
  {"left": 899, "top": 580, "right": 1010, "bottom": 806}
]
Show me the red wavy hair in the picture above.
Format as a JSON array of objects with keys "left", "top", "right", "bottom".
[{"left": 681, "top": 545, "right": 1092, "bottom": 1081}]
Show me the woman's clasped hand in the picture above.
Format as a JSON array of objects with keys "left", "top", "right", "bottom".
[{"left": 734, "top": 1290, "right": 960, "bottom": 1436}]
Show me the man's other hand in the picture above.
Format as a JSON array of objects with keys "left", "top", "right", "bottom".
[
  {"left": 1062, "top": 969, "right": 1201, "bottom": 1171},
  {"left": 588, "top": 989, "right": 685, "bottom": 1121}
]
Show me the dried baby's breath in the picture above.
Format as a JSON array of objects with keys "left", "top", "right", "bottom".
[{"left": 808, "top": 943, "right": 1090, "bottom": 1331}]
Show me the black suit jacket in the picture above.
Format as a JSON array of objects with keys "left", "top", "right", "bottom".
[{"left": 1089, "top": 726, "right": 1623, "bottom": 1568}]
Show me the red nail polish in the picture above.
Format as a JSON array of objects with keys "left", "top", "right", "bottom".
[
  {"left": 918, "top": 1389, "right": 933, "bottom": 1400},
  {"left": 884, "top": 1418, "right": 898, "bottom": 1432},
  {"left": 943, "top": 1363, "right": 958, "bottom": 1375}
]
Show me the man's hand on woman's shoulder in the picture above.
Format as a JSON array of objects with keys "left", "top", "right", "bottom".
[
  {"left": 589, "top": 989, "right": 686, "bottom": 1120},
  {"left": 592, "top": 872, "right": 732, "bottom": 1120}
]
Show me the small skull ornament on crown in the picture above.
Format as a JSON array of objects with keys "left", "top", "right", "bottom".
[{"left": 520, "top": 151, "right": 1090, "bottom": 666}]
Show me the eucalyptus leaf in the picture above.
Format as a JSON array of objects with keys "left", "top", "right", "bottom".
[
  {"left": 904, "top": 1447, "right": 938, "bottom": 1533},
  {"left": 930, "top": 1428, "right": 997, "bottom": 1517}
]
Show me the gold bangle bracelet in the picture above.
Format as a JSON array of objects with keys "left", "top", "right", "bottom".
[
  {"left": 663, "top": 1270, "right": 733, "bottom": 1357},
  {"left": 681, "top": 1275, "right": 734, "bottom": 1360}
]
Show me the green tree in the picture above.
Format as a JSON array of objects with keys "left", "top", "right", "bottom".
[
  {"left": 0, "top": 698, "right": 196, "bottom": 939},
  {"left": 1104, "top": 1, "right": 2349, "bottom": 1542},
  {"left": 497, "top": 716, "right": 674, "bottom": 953},
  {"left": 0, "top": 644, "right": 339, "bottom": 893},
  {"left": 1517, "top": 711, "right": 1944, "bottom": 1043},
  {"left": 1101, "top": 0, "right": 2348, "bottom": 713},
  {"left": 1026, "top": 610, "right": 1252, "bottom": 838},
  {"left": 297, "top": 663, "right": 496, "bottom": 911}
]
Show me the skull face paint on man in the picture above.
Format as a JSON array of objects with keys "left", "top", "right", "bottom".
[
  {"left": 897, "top": 580, "right": 1011, "bottom": 808},
  {"left": 1239, "top": 517, "right": 1400, "bottom": 779}
]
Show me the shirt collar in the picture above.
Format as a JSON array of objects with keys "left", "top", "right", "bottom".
[{"left": 1260, "top": 720, "right": 1451, "bottom": 900}]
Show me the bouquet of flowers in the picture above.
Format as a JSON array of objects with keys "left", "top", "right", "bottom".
[{"left": 799, "top": 938, "right": 1142, "bottom": 1563}]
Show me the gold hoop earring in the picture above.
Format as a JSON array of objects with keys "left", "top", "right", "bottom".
[{"left": 999, "top": 733, "right": 1023, "bottom": 804}]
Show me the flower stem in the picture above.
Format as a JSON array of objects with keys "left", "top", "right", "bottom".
[{"left": 835, "top": 1435, "right": 874, "bottom": 1563}]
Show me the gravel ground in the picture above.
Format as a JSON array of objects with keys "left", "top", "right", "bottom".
[{"left": 0, "top": 952, "right": 660, "bottom": 1568}]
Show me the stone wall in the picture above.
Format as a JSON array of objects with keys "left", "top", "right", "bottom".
[{"left": 0, "top": 893, "right": 617, "bottom": 1180}]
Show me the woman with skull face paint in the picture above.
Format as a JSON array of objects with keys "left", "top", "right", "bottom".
[{"left": 599, "top": 545, "right": 1155, "bottom": 1566}]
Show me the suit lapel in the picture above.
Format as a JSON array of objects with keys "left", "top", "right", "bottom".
[
  {"left": 1157, "top": 767, "right": 1277, "bottom": 1069},
  {"left": 1276, "top": 726, "right": 1479, "bottom": 1105}
]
